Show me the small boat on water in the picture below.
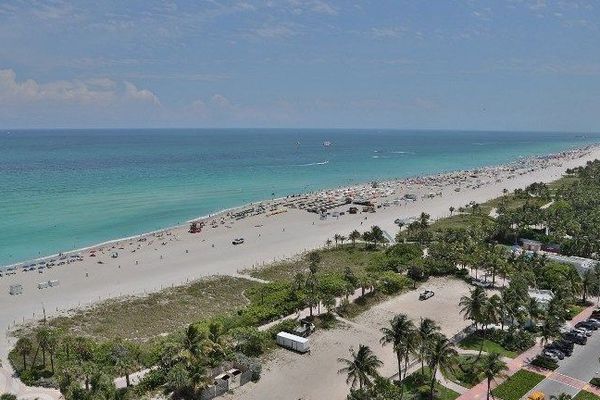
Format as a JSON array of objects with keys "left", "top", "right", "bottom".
[{"left": 323, "top": 141, "right": 331, "bottom": 147}]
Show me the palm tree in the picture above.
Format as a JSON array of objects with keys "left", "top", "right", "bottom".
[
  {"left": 349, "top": 230, "right": 361, "bottom": 247},
  {"left": 358, "top": 274, "right": 374, "bottom": 297},
  {"left": 476, "top": 296, "right": 500, "bottom": 360},
  {"left": 337, "top": 345, "right": 382, "bottom": 390},
  {"left": 90, "top": 371, "right": 117, "bottom": 400},
  {"left": 111, "top": 342, "right": 137, "bottom": 387},
  {"left": 417, "top": 318, "right": 440, "bottom": 375},
  {"left": 380, "top": 314, "right": 416, "bottom": 383},
  {"left": 334, "top": 234, "right": 341, "bottom": 247},
  {"left": 46, "top": 329, "right": 60, "bottom": 374},
  {"left": 35, "top": 327, "right": 51, "bottom": 368},
  {"left": 370, "top": 226, "right": 386, "bottom": 248},
  {"left": 339, "top": 235, "right": 347, "bottom": 245},
  {"left": 540, "top": 316, "right": 560, "bottom": 346},
  {"left": 427, "top": 334, "right": 458, "bottom": 400},
  {"left": 481, "top": 352, "right": 508, "bottom": 400},
  {"left": 527, "top": 297, "right": 541, "bottom": 327},
  {"left": 449, "top": 206, "right": 455, "bottom": 216},
  {"left": 581, "top": 269, "right": 593, "bottom": 303},
  {"left": 15, "top": 337, "right": 33, "bottom": 371},
  {"left": 322, "top": 293, "right": 337, "bottom": 314},
  {"left": 459, "top": 287, "right": 487, "bottom": 330},
  {"left": 182, "top": 324, "right": 203, "bottom": 360}
]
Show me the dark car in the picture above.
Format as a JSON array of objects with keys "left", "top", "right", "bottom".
[
  {"left": 563, "top": 332, "right": 587, "bottom": 345},
  {"left": 554, "top": 339, "right": 574, "bottom": 351},
  {"left": 575, "top": 321, "right": 598, "bottom": 331},
  {"left": 545, "top": 342, "right": 572, "bottom": 356},
  {"left": 586, "top": 318, "right": 600, "bottom": 328}
]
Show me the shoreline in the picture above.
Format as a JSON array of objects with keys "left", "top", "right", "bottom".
[
  {"left": 1, "top": 143, "right": 600, "bottom": 399},
  {"left": 2, "top": 143, "right": 597, "bottom": 271}
]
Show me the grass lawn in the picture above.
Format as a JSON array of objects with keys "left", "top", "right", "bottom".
[
  {"left": 567, "top": 304, "right": 585, "bottom": 319},
  {"left": 16, "top": 275, "right": 262, "bottom": 341},
  {"left": 245, "top": 245, "right": 382, "bottom": 282},
  {"left": 574, "top": 391, "right": 600, "bottom": 400},
  {"left": 491, "top": 369, "right": 545, "bottom": 400},
  {"left": 402, "top": 368, "right": 460, "bottom": 400},
  {"left": 459, "top": 332, "right": 518, "bottom": 358}
]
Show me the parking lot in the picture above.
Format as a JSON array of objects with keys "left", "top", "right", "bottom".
[{"left": 527, "top": 317, "right": 600, "bottom": 398}]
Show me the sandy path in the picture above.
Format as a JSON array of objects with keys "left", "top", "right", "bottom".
[{"left": 225, "top": 278, "right": 472, "bottom": 400}]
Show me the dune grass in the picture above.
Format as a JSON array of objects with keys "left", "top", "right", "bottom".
[
  {"left": 17, "top": 275, "right": 262, "bottom": 341},
  {"left": 245, "top": 245, "right": 382, "bottom": 282}
]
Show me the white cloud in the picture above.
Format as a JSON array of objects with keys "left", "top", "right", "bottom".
[
  {"left": 371, "top": 26, "right": 408, "bottom": 39},
  {"left": 211, "top": 94, "right": 232, "bottom": 108},
  {"left": 124, "top": 81, "right": 161, "bottom": 106},
  {"left": 0, "top": 69, "right": 115, "bottom": 104},
  {"left": 251, "top": 23, "right": 299, "bottom": 39},
  {"left": 0, "top": 69, "right": 160, "bottom": 107}
]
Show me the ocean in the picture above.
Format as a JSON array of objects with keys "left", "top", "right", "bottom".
[{"left": 2, "top": 129, "right": 599, "bottom": 266}]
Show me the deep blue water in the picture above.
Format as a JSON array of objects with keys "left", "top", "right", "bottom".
[{"left": 1, "top": 129, "right": 599, "bottom": 266}]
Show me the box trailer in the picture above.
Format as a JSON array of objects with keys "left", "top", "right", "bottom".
[{"left": 276, "top": 331, "right": 310, "bottom": 353}]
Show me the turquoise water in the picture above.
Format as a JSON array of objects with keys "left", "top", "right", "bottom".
[{"left": 1, "top": 129, "right": 599, "bottom": 266}]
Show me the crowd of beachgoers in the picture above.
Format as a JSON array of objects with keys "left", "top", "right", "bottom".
[{"left": 1, "top": 144, "right": 594, "bottom": 278}]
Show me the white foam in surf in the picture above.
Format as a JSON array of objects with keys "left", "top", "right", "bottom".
[{"left": 293, "top": 161, "right": 329, "bottom": 167}]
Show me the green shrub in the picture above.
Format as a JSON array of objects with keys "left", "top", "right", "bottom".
[
  {"left": 530, "top": 355, "right": 558, "bottom": 371},
  {"left": 589, "top": 377, "right": 600, "bottom": 387},
  {"left": 266, "top": 319, "right": 298, "bottom": 339},
  {"left": 377, "top": 271, "right": 410, "bottom": 294},
  {"left": 231, "top": 326, "right": 270, "bottom": 357},
  {"left": 1, "top": 394, "right": 18, "bottom": 400},
  {"left": 318, "top": 273, "right": 348, "bottom": 296}
]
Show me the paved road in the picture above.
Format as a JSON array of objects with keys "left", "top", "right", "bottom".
[{"left": 527, "top": 314, "right": 600, "bottom": 398}]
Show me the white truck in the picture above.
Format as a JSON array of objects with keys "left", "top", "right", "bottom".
[{"left": 276, "top": 331, "right": 310, "bottom": 353}]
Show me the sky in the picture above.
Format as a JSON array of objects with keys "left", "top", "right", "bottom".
[{"left": 0, "top": 0, "right": 599, "bottom": 131}]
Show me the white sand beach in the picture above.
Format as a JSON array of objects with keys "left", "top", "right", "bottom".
[{"left": 1, "top": 145, "right": 599, "bottom": 399}]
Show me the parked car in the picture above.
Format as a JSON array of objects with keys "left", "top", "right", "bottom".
[
  {"left": 576, "top": 321, "right": 598, "bottom": 331},
  {"left": 419, "top": 290, "right": 434, "bottom": 301},
  {"left": 563, "top": 332, "right": 587, "bottom": 345},
  {"left": 542, "top": 350, "right": 560, "bottom": 362},
  {"left": 232, "top": 238, "right": 245, "bottom": 245},
  {"left": 544, "top": 348, "right": 565, "bottom": 360},
  {"left": 545, "top": 342, "right": 572, "bottom": 356},
  {"left": 586, "top": 318, "right": 600, "bottom": 328},
  {"left": 571, "top": 327, "right": 592, "bottom": 337}
]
